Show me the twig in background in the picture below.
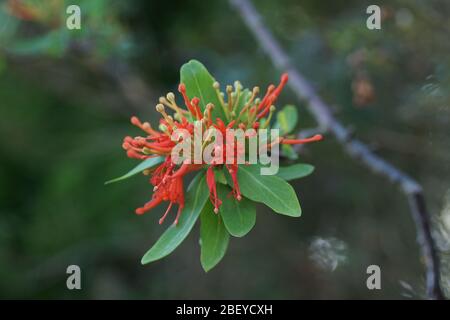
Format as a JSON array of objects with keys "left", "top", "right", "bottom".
[{"left": 229, "top": 0, "right": 444, "bottom": 299}]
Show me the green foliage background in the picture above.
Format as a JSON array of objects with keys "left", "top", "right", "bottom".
[{"left": 0, "top": 0, "right": 449, "bottom": 299}]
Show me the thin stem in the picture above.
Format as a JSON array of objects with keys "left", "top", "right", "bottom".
[{"left": 230, "top": 0, "right": 445, "bottom": 299}]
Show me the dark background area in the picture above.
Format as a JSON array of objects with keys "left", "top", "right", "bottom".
[{"left": 0, "top": 0, "right": 449, "bottom": 299}]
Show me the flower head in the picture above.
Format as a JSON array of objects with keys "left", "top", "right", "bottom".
[{"left": 122, "top": 72, "right": 322, "bottom": 224}]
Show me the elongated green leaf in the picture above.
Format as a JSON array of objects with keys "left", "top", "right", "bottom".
[
  {"left": 274, "top": 105, "right": 298, "bottom": 135},
  {"left": 105, "top": 156, "right": 165, "bottom": 184},
  {"left": 227, "top": 165, "right": 301, "bottom": 217},
  {"left": 277, "top": 164, "right": 315, "bottom": 181},
  {"left": 141, "top": 172, "right": 209, "bottom": 264},
  {"left": 180, "top": 60, "right": 226, "bottom": 119},
  {"left": 200, "top": 202, "right": 230, "bottom": 272},
  {"left": 218, "top": 184, "right": 256, "bottom": 237}
]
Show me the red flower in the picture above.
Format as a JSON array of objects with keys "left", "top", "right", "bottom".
[
  {"left": 206, "top": 166, "right": 222, "bottom": 214},
  {"left": 122, "top": 73, "right": 322, "bottom": 224}
]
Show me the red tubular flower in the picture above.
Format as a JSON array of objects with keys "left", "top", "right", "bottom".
[
  {"left": 226, "top": 164, "right": 242, "bottom": 201},
  {"left": 256, "top": 74, "right": 288, "bottom": 119},
  {"left": 206, "top": 166, "right": 222, "bottom": 213},
  {"left": 281, "top": 134, "right": 324, "bottom": 145},
  {"left": 136, "top": 174, "right": 185, "bottom": 225},
  {"left": 257, "top": 85, "right": 275, "bottom": 112},
  {"left": 178, "top": 84, "right": 199, "bottom": 118},
  {"left": 122, "top": 71, "right": 322, "bottom": 225},
  {"left": 191, "top": 97, "right": 203, "bottom": 120}
]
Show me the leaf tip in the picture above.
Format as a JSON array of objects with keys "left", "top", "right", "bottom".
[
  {"left": 293, "top": 206, "right": 302, "bottom": 217},
  {"left": 201, "top": 261, "right": 214, "bottom": 273},
  {"left": 140, "top": 255, "right": 150, "bottom": 265},
  {"left": 188, "top": 58, "right": 203, "bottom": 66},
  {"left": 201, "top": 265, "right": 210, "bottom": 273}
]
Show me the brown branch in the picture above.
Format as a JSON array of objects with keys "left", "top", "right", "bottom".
[{"left": 229, "top": 0, "right": 445, "bottom": 299}]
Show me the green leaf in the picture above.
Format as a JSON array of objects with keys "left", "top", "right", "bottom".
[
  {"left": 141, "top": 172, "right": 209, "bottom": 264},
  {"left": 281, "top": 144, "right": 299, "bottom": 160},
  {"left": 274, "top": 105, "right": 298, "bottom": 135},
  {"left": 228, "top": 165, "right": 301, "bottom": 217},
  {"left": 277, "top": 164, "right": 315, "bottom": 181},
  {"left": 200, "top": 202, "right": 230, "bottom": 272},
  {"left": 214, "top": 168, "right": 227, "bottom": 185},
  {"left": 217, "top": 183, "right": 256, "bottom": 237},
  {"left": 105, "top": 156, "right": 165, "bottom": 185},
  {"left": 180, "top": 60, "right": 226, "bottom": 120}
]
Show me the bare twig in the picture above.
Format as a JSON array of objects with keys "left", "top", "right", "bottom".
[{"left": 230, "top": 0, "right": 445, "bottom": 299}]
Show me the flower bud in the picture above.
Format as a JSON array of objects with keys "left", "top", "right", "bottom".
[{"left": 156, "top": 104, "right": 165, "bottom": 113}]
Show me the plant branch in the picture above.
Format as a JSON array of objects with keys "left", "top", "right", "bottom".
[{"left": 229, "top": 0, "right": 444, "bottom": 299}]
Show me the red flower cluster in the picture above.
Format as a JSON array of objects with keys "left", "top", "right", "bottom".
[{"left": 122, "top": 73, "right": 322, "bottom": 224}]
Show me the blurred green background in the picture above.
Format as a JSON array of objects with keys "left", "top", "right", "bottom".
[{"left": 0, "top": 0, "right": 449, "bottom": 299}]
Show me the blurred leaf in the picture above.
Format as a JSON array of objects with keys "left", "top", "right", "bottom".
[
  {"left": 82, "top": 0, "right": 110, "bottom": 21},
  {"left": 228, "top": 165, "right": 301, "bottom": 217},
  {"left": 105, "top": 156, "right": 165, "bottom": 185},
  {"left": 141, "top": 171, "right": 209, "bottom": 264},
  {"left": 8, "top": 30, "right": 69, "bottom": 57},
  {"left": 200, "top": 202, "right": 229, "bottom": 272},
  {"left": 281, "top": 144, "right": 299, "bottom": 160},
  {"left": 218, "top": 183, "right": 256, "bottom": 237},
  {"left": 214, "top": 168, "right": 227, "bottom": 185},
  {"left": 274, "top": 105, "right": 298, "bottom": 135},
  {"left": 277, "top": 164, "right": 315, "bottom": 181},
  {"left": 180, "top": 59, "right": 226, "bottom": 120},
  {"left": 0, "top": 56, "right": 6, "bottom": 75},
  {"left": 0, "top": 10, "right": 19, "bottom": 43}
]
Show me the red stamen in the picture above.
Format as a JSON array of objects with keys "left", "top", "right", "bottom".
[
  {"left": 159, "top": 202, "right": 174, "bottom": 224},
  {"left": 257, "top": 73, "right": 289, "bottom": 119},
  {"left": 226, "top": 164, "right": 242, "bottom": 201},
  {"left": 191, "top": 97, "right": 203, "bottom": 120},
  {"left": 271, "top": 73, "right": 288, "bottom": 99},
  {"left": 257, "top": 85, "right": 275, "bottom": 112},
  {"left": 173, "top": 205, "right": 184, "bottom": 225},
  {"left": 135, "top": 197, "right": 163, "bottom": 215},
  {"left": 131, "top": 116, "right": 159, "bottom": 136},
  {"left": 127, "top": 149, "right": 146, "bottom": 160},
  {"left": 178, "top": 84, "right": 198, "bottom": 117},
  {"left": 215, "top": 118, "right": 226, "bottom": 131},
  {"left": 281, "top": 134, "right": 323, "bottom": 145},
  {"left": 206, "top": 166, "right": 222, "bottom": 213},
  {"left": 227, "top": 120, "right": 236, "bottom": 128},
  {"left": 171, "top": 162, "right": 190, "bottom": 179}
]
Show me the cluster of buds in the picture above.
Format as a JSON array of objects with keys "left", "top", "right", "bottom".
[{"left": 122, "top": 73, "right": 322, "bottom": 224}]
